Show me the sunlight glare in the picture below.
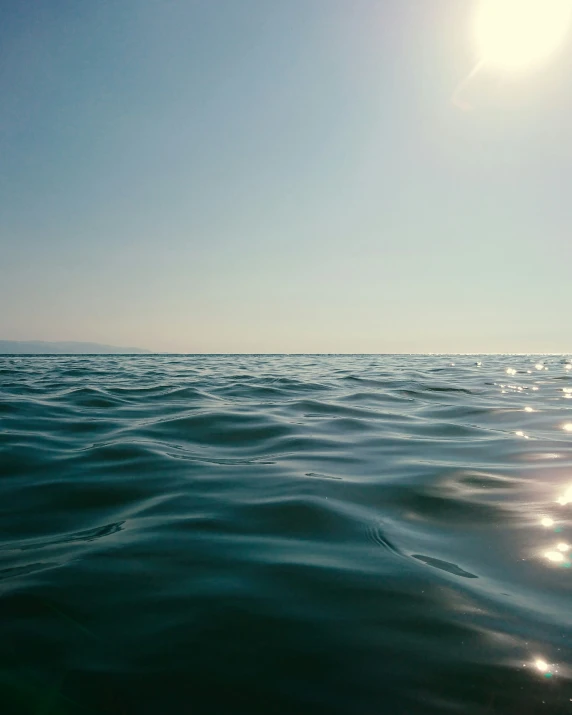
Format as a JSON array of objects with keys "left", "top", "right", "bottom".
[{"left": 476, "top": 0, "right": 572, "bottom": 71}]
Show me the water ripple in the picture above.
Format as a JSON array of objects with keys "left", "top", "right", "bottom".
[{"left": 1, "top": 354, "right": 572, "bottom": 714}]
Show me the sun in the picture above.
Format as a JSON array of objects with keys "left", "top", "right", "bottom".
[{"left": 475, "top": 0, "right": 572, "bottom": 71}]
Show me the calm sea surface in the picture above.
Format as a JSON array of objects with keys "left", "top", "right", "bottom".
[{"left": 1, "top": 354, "right": 572, "bottom": 714}]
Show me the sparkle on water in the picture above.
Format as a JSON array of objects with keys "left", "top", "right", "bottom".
[
  {"left": 556, "top": 485, "right": 572, "bottom": 506},
  {"left": 545, "top": 550, "right": 565, "bottom": 563},
  {"left": 535, "top": 659, "right": 549, "bottom": 673}
]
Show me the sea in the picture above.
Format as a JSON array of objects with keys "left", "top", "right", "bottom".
[{"left": 1, "top": 354, "right": 572, "bottom": 714}]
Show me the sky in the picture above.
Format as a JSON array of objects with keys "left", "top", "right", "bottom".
[{"left": 1, "top": 0, "right": 571, "bottom": 353}]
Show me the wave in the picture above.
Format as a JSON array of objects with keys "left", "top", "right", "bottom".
[{"left": 1, "top": 354, "right": 572, "bottom": 713}]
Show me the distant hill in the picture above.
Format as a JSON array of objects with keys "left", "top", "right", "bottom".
[{"left": 0, "top": 340, "right": 151, "bottom": 354}]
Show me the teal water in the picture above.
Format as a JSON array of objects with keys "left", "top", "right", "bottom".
[{"left": 1, "top": 354, "right": 572, "bottom": 714}]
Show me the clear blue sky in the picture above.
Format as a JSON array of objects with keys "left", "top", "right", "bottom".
[{"left": 1, "top": 0, "right": 571, "bottom": 353}]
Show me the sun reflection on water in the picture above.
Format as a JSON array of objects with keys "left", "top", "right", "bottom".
[
  {"left": 493, "top": 360, "right": 572, "bottom": 689},
  {"left": 537, "top": 478, "right": 572, "bottom": 568}
]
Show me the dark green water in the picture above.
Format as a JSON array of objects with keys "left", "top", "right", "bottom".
[{"left": 1, "top": 354, "right": 572, "bottom": 714}]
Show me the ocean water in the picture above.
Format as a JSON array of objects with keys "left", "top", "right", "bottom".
[{"left": 1, "top": 354, "right": 572, "bottom": 714}]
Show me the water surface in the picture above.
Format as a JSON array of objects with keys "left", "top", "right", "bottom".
[{"left": 1, "top": 354, "right": 572, "bottom": 713}]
